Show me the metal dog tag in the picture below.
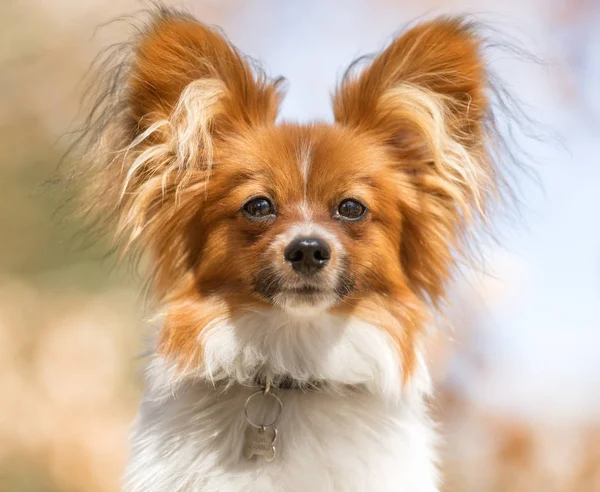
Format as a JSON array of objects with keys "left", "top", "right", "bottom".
[
  {"left": 243, "top": 384, "right": 283, "bottom": 462},
  {"left": 243, "top": 425, "right": 277, "bottom": 461}
]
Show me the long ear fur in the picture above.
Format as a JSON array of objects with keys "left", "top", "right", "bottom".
[
  {"left": 333, "top": 18, "right": 502, "bottom": 303},
  {"left": 78, "top": 8, "right": 282, "bottom": 295}
]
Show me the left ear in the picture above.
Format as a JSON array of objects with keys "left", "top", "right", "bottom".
[{"left": 333, "top": 18, "right": 496, "bottom": 302}]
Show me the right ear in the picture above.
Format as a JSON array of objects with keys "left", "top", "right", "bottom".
[
  {"left": 116, "top": 9, "right": 282, "bottom": 235},
  {"left": 82, "top": 9, "right": 283, "bottom": 292},
  {"left": 128, "top": 10, "right": 282, "bottom": 137}
]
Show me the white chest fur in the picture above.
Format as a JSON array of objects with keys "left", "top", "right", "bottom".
[
  {"left": 125, "top": 380, "right": 438, "bottom": 491},
  {"left": 124, "top": 312, "right": 439, "bottom": 491}
]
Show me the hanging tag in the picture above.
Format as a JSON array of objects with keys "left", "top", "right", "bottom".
[
  {"left": 243, "top": 385, "right": 283, "bottom": 462},
  {"left": 243, "top": 425, "right": 278, "bottom": 461}
]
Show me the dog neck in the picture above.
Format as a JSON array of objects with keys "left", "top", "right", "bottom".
[
  {"left": 183, "top": 309, "right": 432, "bottom": 403},
  {"left": 253, "top": 372, "right": 326, "bottom": 391}
]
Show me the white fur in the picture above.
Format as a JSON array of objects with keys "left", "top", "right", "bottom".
[
  {"left": 297, "top": 141, "right": 312, "bottom": 200},
  {"left": 124, "top": 311, "right": 439, "bottom": 492}
]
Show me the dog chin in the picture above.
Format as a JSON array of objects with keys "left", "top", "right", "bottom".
[{"left": 272, "top": 289, "right": 338, "bottom": 316}]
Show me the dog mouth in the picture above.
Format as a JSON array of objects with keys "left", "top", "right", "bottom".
[
  {"left": 284, "top": 286, "right": 323, "bottom": 296},
  {"left": 252, "top": 268, "right": 354, "bottom": 308},
  {"left": 274, "top": 286, "right": 339, "bottom": 311}
]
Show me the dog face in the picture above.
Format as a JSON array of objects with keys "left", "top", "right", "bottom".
[
  {"left": 83, "top": 10, "right": 500, "bottom": 384},
  {"left": 188, "top": 123, "right": 409, "bottom": 316}
]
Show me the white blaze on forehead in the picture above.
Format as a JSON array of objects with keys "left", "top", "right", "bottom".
[
  {"left": 296, "top": 140, "right": 313, "bottom": 222},
  {"left": 297, "top": 201, "right": 312, "bottom": 222},
  {"left": 297, "top": 141, "right": 312, "bottom": 200}
]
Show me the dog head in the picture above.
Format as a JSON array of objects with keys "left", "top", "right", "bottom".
[{"left": 82, "top": 9, "right": 502, "bottom": 391}]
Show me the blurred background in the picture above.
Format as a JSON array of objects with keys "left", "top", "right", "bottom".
[{"left": 1, "top": 0, "right": 599, "bottom": 491}]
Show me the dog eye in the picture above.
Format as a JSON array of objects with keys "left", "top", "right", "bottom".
[
  {"left": 336, "top": 199, "right": 367, "bottom": 221},
  {"left": 243, "top": 196, "right": 275, "bottom": 219}
]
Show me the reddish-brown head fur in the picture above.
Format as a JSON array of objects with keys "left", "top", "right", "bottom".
[{"left": 82, "top": 9, "right": 502, "bottom": 380}]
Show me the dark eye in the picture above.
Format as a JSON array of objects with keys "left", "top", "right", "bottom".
[
  {"left": 336, "top": 199, "right": 367, "bottom": 221},
  {"left": 243, "top": 196, "right": 275, "bottom": 219}
]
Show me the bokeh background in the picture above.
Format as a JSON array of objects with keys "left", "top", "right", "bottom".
[{"left": 1, "top": 0, "right": 599, "bottom": 491}]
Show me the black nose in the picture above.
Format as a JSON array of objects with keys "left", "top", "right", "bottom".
[{"left": 284, "top": 237, "right": 331, "bottom": 275}]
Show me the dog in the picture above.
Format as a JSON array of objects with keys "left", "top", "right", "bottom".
[{"left": 76, "top": 6, "right": 513, "bottom": 491}]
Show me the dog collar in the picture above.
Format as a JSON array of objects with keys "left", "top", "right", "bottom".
[{"left": 252, "top": 373, "right": 325, "bottom": 391}]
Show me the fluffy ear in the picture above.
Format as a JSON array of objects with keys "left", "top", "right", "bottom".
[
  {"left": 115, "top": 11, "right": 282, "bottom": 202},
  {"left": 333, "top": 18, "right": 498, "bottom": 302},
  {"left": 129, "top": 11, "right": 281, "bottom": 135},
  {"left": 82, "top": 9, "right": 282, "bottom": 295}
]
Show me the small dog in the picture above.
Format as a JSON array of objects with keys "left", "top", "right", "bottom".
[{"left": 77, "top": 6, "right": 513, "bottom": 491}]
